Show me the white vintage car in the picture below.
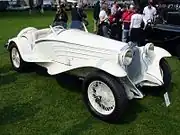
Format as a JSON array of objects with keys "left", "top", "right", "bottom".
[{"left": 5, "top": 25, "right": 172, "bottom": 122}]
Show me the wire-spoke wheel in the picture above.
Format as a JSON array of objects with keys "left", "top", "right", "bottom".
[
  {"left": 83, "top": 71, "right": 128, "bottom": 123},
  {"left": 87, "top": 80, "right": 116, "bottom": 115}
]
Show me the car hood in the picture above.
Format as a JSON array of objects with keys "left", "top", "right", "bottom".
[{"left": 50, "top": 29, "right": 128, "bottom": 52}]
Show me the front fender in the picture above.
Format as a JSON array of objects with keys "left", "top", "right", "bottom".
[
  {"left": 96, "top": 60, "right": 127, "bottom": 77},
  {"left": 143, "top": 46, "right": 171, "bottom": 86},
  {"left": 45, "top": 59, "right": 127, "bottom": 78},
  {"left": 154, "top": 46, "right": 171, "bottom": 60}
]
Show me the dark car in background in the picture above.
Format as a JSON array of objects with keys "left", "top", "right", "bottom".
[
  {"left": 136, "top": 0, "right": 180, "bottom": 58},
  {"left": 0, "top": 1, "right": 9, "bottom": 11}
]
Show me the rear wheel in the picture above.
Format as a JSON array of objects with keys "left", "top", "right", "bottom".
[
  {"left": 82, "top": 71, "right": 128, "bottom": 123},
  {"left": 9, "top": 44, "right": 28, "bottom": 72}
]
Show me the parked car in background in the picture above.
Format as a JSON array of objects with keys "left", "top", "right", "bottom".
[
  {"left": 0, "top": 1, "right": 9, "bottom": 11},
  {"left": 135, "top": 0, "right": 180, "bottom": 58}
]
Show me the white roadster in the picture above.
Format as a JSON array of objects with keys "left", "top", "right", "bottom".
[{"left": 5, "top": 25, "right": 172, "bottom": 122}]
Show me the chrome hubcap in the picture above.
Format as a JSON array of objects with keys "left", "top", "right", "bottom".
[{"left": 87, "top": 81, "right": 115, "bottom": 115}]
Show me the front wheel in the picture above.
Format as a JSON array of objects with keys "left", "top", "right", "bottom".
[
  {"left": 160, "top": 58, "right": 172, "bottom": 89},
  {"left": 82, "top": 71, "right": 128, "bottom": 123}
]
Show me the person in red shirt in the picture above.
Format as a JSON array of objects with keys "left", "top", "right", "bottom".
[
  {"left": 108, "top": 11, "right": 117, "bottom": 39},
  {"left": 109, "top": 13, "right": 116, "bottom": 24},
  {"left": 121, "top": 4, "right": 135, "bottom": 42}
]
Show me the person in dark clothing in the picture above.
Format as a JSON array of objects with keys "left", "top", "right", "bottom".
[
  {"left": 156, "top": 4, "right": 168, "bottom": 23},
  {"left": 114, "top": 4, "right": 126, "bottom": 40},
  {"left": 53, "top": 5, "right": 68, "bottom": 28},
  {"left": 70, "top": 3, "right": 87, "bottom": 30},
  {"left": 29, "top": 0, "right": 33, "bottom": 14},
  {"left": 93, "top": 0, "right": 100, "bottom": 33},
  {"left": 109, "top": 12, "right": 118, "bottom": 40},
  {"left": 37, "top": 0, "right": 44, "bottom": 13}
]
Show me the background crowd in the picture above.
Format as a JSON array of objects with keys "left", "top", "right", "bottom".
[
  {"left": 42, "top": 0, "right": 159, "bottom": 46},
  {"left": 93, "top": 0, "right": 157, "bottom": 45}
]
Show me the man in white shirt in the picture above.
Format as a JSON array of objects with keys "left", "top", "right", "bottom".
[
  {"left": 99, "top": 4, "right": 109, "bottom": 37},
  {"left": 99, "top": 7, "right": 108, "bottom": 24},
  {"left": 143, "top": 1, "right": 157, "bottom": 27}
]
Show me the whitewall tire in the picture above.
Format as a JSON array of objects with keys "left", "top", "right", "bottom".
[{"left": 83, "top": 71, "right": 128, "bottom": 123}]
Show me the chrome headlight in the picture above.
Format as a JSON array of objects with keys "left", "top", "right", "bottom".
[
  {"left": 119, "top": 49, "right": 133, "bottom": 66},
  {"left": 144, "top": 43, "right": 154, "bottom": 56}
]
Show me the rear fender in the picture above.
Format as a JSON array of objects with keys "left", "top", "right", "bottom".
[
  {"left": 17, "top": 27, "right": 37, "bottom": 37},
  {"left": 7, "top": 37, "right": 33, "bottom": 62}
]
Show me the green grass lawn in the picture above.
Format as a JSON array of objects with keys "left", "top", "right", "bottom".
[{"left": 1, "top": 10, "right": 180, "bottom": 135}]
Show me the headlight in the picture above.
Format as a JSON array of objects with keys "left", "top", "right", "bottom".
[
  {"left": 119, "top": 49, "right": 133, "bottom": 66},
  {"left": 144, "top": 43, "right": 154, "bottom": 56}
]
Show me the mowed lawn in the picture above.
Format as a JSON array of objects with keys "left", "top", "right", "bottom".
[{"left": 1, "top": 10, "right": 180, "bottom": 135}]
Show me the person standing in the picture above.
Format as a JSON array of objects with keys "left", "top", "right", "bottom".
[
  {"left": 93, "top": 0, "right": 100, "bottom": 33},
  {"left": 143, "top": 0, "right": 157, "bottom": 27},
  {"left": 98, "top": 4, "right": 109, "bottom": 37},
  {"left": 114, "top": 4, "right": 124, "bottom": 40},
  {"left": 129, "top": 7, "right": 144, "bottom": 45},
  {"left": 53, "top": 4, "right": 68, "bottom": 28},
  {"left": 29, "top": 0, "right": 33, "bottom": 14},
  {"left": 37, "top": 0, "right": 44, "bottom": 14},
  {"left": 70, "top": 3, "right": 87, "bottom": 30},
  {"left": 121, "top": 4, "right": 134, "bottom": 42},
  {"left": 111, "top": 0, "right": 117, "bottom": 15}
]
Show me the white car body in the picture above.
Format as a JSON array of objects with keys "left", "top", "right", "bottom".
[{"left": 6, "top": 26, "right": 171, "bottom": 100}]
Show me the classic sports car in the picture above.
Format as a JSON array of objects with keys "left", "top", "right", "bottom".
[{"left": 5, "top": 25, "right": 172, "bottom": 122}]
